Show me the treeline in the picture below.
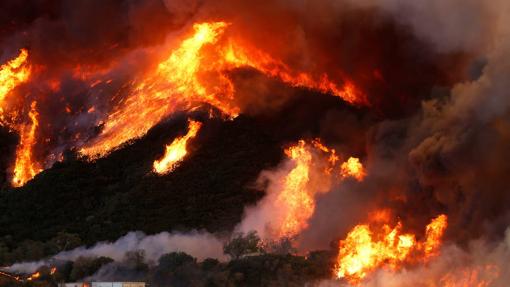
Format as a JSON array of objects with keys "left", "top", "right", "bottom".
[{"left": 8, "top": 232, "right": 337, "bottom": 287}]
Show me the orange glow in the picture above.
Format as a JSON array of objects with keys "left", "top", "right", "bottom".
[
  {"left": 80, "top": 21, "right": 367, "bottom": 158},
  {"left": 50, "top": 267, "right": 57, "bottom": 275},
  {"left": 0, "top": 271, "right": 21, "bottom": 282},
  {"left": 26, "top": 272, "right": 40, "bottom": 281},
  {"left": 424, "top": 214, "right": 448, "bottom": 258},
  {"left": 80, "top": 22, "right": 233, "bottom": 158},
  {"left": 335, "top": 214, "right": 448, "bottom": 284},
  {"left": 340, "top": 157, "right": 366, "bottom": 181},
  {"left": 268, "top": 139, "right": 368, "bottom": 238},
  {"left": 312, "top": 138, "right": 339, "bottom": 173},
  {"left": 273, "top": 140, "right": 314, "bottom": 238},
  {"left": 440, "top": 265, "right": 500, "bottom": 287},
  {"left": 153, "top": 119, "right": 202, "bottom": 174},
  {"left": 0, "top": 49, "right": 30, "bottom": 109},
  {"left": 12, "top": 102, "right": 42, "bottom": 187},
  {"left": 221, "top": 41, "right": 367, "bottom": 105}
]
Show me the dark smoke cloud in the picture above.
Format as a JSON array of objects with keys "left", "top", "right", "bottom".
[{"left": 287, "top": 0, "right": 510, "bottom": 252}]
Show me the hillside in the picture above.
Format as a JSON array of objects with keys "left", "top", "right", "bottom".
[{"left": 0, "top": 92, "right": 366, "bottom": 265}]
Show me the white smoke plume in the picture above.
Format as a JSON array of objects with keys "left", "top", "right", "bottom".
[{"left": 7, "top": 230, "right": 226, "bottom": 274}]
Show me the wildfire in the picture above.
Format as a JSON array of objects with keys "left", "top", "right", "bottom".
[
  {"left": 440, "top": 265, "right": 500, "bottom": 287},
  {"left": 340, "top": 157, "right": 366, "bottom": 181},
  {"left": 153, "top": 119, "right": 202, "bottom": 174},
  {"left": 12, "top": 101, "right": 42, "bottom": 187},
  {"left": 80, "top": 21, "right": 367, "bottom": 158},
  {"left": 26, "top": 271, "right": 40, "bottom": 281},
  {"left": 0, "top": 270, "right": 21, "bottom": 282},
  {"left": 273, "top": 140, "right": 314, "bottom": 238},
  {"left": 267, "top": 139, "right": 367, "bottom": 238},
  {"left": 335, "top": 214, "right": 448, "bottom": 285},
  {"left": 424, "top": 214, "right": 448, "bottom": 258},
  {"left": 0, "top": 49, "right": 30, "bottom": 111},
  {"left": 221, "top": 40, "right": 367, "bottom": 105}
]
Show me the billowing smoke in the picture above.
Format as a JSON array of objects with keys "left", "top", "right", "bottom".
[{"left": 7, "top": 230, "right": 226, "bottom": 274}]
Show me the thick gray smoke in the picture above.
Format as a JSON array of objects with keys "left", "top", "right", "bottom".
[
  {"left": 234, "top": 0, "right": 510, "bottom": 255},
  {"left": 7, "top": 231, "right": 226, "bottom": 274}
]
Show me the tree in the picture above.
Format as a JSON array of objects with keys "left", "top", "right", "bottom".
[
  {"left": 124, "top": 250, "right": 148, "bottom": 272},
  {"left": 223, "top": 231, "right": 262, "bottom": 260},
  {"left": 49, "top": 232, "right": 82, "bottom": 253},
  {"left": 262, "top": 237, "right": 296, "bottom": 255},
  {"left": 158, "top": 252, "right": 196, "bottom": 272},
  {"left": 70, "top": 256, "right": 114, "bottom": 281}
]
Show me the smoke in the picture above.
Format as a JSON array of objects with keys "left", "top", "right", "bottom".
[
  {"left": 7, "top": 230, "right": 226, "bottom": 274},
  {"left": 285, "top": 0, "right": 510, "bottom": 247}
]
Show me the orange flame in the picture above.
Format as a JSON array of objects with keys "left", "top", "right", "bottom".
[
  {"left": 0, "top": 271, "right": 21, "bottom": 282},
  {"left": 0, "top": 49, "right": 30, "bottom": 110},
  {"left": 268, "top": 140, "right": 367, "bottom": 238},
  {"left": 424, "top": 214, "right": 448, "bottom": 258},
  {"left": 12, "top": 101, "right": 42, "bottom": 187},
  {"left": 440, "top": 265, "right": 500, "bottom": 287},
  {"left": 221, "top": 41, "right": 367, "bottom": 105},
  {"left": 335, "top": 214, "right": 448, "bottom": 285},
  {"left": 340, "top": 157, "right": 366, "bottom": 181},
  {"left": 26, "top": 271, "right": 40, "bottom": 281},
  {"left": 80, "top": 22, "right": 233, "bottom": 158},
  {"left": 153, "top": 119, "right": 202, "bottom": 174},
  {"left": 273, "top": 140, "right": 314, "bottom": 238},
  {"left": 80, "top": 21, "right": 367, "bottom": 158}
]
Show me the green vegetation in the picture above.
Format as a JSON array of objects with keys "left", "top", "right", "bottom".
[
  {"left": 13, "top": 232, "right": 337, "bottom": 287},
  {"left": 0, "top": 115, "right": 282, "bottom": 266}
]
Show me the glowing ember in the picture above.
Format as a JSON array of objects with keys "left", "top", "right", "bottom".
[
  {"left": 153, "top": 119, "right": 202, "bottom": 174},
  {"left": 12, "top": 101, "right": 42, "bottom": 187},
  {"left": 335, "top": 214, "right": 448, "bottom": 284},
  {"left": 0, "top": 49, "right": 30, "bottom": 110},
  {"left": 80, "top": 21, "right": 367, "bottom": 158},
  {"left": 50, "top": 267, "right": 57, "bottom": 275},
  {"left": 26, "top": 271, "right": 40, "bottom": 281},
  {"left": 340, "top": 157, "right": 366, "bottom": 181},
  {"left": 0, "top": 271, "right": 21, "bottom": 282}
]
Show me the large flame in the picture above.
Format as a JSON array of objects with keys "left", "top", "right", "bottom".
[
  {"left": 335, "top": 213, "right": 448, "bottom": 285},
  {"left": 0, "top": 49, "right": 30, "bottom": 112},
  {"left": 12, "top": 102, "right": 42, "bottom": 187},
  {"left": 153, "top": 119, "right": 202, "bottom": 174},
  {"left": 269, "top": 140, "right": 366, "bottom": 239},
  {"left": 273, "top": 140, "right": 314, "bottom": 238},
  {"left": 80, "top": 21, "right": 367, "bottom": 158},
  {"left": 80, "top": 22, "right": 232, "bottom": 157}
]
